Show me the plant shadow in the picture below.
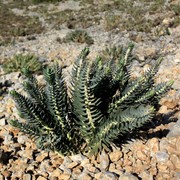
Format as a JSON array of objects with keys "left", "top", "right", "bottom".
[{"left": 114, "top": 108, "right": 179, "bottom": 146}]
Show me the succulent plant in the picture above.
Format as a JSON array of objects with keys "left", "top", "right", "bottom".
[
  {"left": 2, "top": 54, "right": 43, "bottom": 74},
  {"left": 10, "top": 44, "right": 173, "bottom": 156},
  {"left": 63, "top": 30, "right": 94, "bottom": 45}
]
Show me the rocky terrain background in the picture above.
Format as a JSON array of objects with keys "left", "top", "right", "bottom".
[{"left": 0, "top": 0, "right": 180, "bottom": 179}]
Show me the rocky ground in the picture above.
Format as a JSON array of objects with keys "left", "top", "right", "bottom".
[{"left": 0, "top": 0, "right": 180, "bottom": 179}]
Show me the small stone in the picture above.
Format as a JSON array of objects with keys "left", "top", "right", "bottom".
[
  {"left": 18, "top": 149, "right": 33, "bottom": 159},
  {"left": 39, "top": 160, "right": 53, "bottom": 173},
  {"left": 0, "top": 119, "right": 6, "bottom": 126},
  {"left": 1, "top": 170, "right": 11, "bottom": 178},
  {"left": 149, "top": 162, "right": 158, "bottom": 176},
  {"left": 59, "top": 164, "right": 71, "bottom": 174},
  {"left": 0, "top": 174, "right": 4, "bottom": 180},
  {"left": 36, "top": 151, "right": 49, "bottom": 162},
  {"left": 63, "top": 156, "right": 73, "bottom": 166},
  {"left": 158, "top": 163, "right": 169, "bottom": 173},
  {"left": 115, "top": 160, "right": 123, "bottom": 169},
  {"left": 67, "top": 161, "right": 79, "bottom": 169},
  {"left": 119, "top": 172, "right": 138, "bottom": 180},
  {"left": 100, "top": 150, "right": 110, "bottom": 170},
  {"left": 72, "top": 166, "right": 83, "bottom": 176},
  {"left": 167, "top": 118, "right": 180, "bottom": 137},
  {"left": 170, "top": 154, "right": 180, "bottom": 170},
  {"left": 17, "top": 134, "right": 28, "bottom": 144},
  {"left": 162, "top": 18, "right": 172, "bottom": 26},
  {"left": 95, "top": 171, "right": 118, "bottom": 180},
  {"left": 37, "top": 176, "right": 46, "bottom": 180},
  {"left": 123, "top": 159, "right": 132, "bottom": 166},
  {"left": 50, "top": 153, "right": 64, "bottom": 168},
  {"left": 2, "top": 131, "right": 13, "bottom": 145},
  {"left": 156, "top": 151, "right": 169, "bottom": 162},
  {"left": 78, "top": 172, "right": 92, "bottom": 180},
  {"left": 136, "top": 151, "right": 147, "bottom": 161},
  {"left": 163, "top": 100, "right": 178, "bottom": 109},
  {"left": 158, "top": 105, "right": 168, "bottom": 114},
  {"left": 159, "top": 139, "right": 169, "bottom": 151},
  {"left": 176, "top": 137, "right": 180, "bottom": 151},
  {"left": 147, "top": 138, "right": 159, "bottom": 156},
  {"left": 23, "top": 174, "right": 32, "bottom": 180},
  {"left": 70, "top": 154, "right": 87, "bottom": 163},
  {"left": 59, "top": 173, "right": 71, "bottom": 180},
  {"left": 51, "top": 168, "right": 63, "bottom": 177},
  {"left": 109, "top": 150, "right": 123, "bottom": 162},
  {"left": 139, "top": 171, "right": 153, "bottom": 180},
  {"left": 26, "top": 164, "right": 35, "bottom": 172}
]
